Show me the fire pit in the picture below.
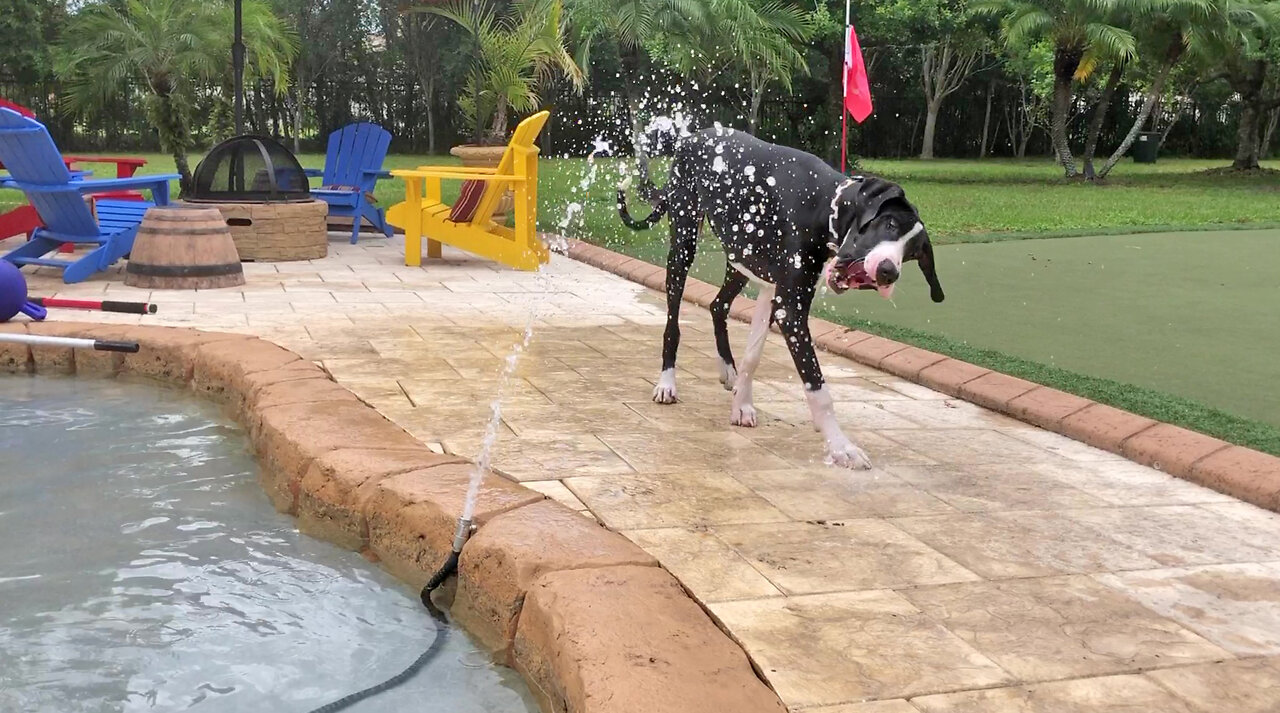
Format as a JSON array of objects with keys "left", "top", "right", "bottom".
[{"left": 184, "top": 135, "right": 328, "bottom": 261}]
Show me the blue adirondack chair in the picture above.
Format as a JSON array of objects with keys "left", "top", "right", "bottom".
[
  {"left": 0, "top": 108, "right": 178, "bottom": 284},
  {"left": 304, "top": 122, "right": 394, "bottom": 244}
]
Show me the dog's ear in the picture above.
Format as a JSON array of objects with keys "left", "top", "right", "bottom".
[
  {"left": 918, "top": 236, "right": 945, "bottom": 303},
  {"left": 855, "top": 178, "right": 907, "bottom": 231}
]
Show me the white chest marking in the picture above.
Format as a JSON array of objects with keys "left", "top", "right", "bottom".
[{"left": 730, "top": 262, "right": 773, "bottom": 285}]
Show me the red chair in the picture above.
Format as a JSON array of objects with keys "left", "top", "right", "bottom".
[
  {"left": 0, "top": 99, "right": 149, "bottom": 252},
  {"left": 62, "top": 156, "right": 150, "bottom": 201}
]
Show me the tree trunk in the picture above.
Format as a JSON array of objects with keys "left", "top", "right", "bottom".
[
  {"left": 426, "top": 77, "right": 436, "bottom": 155},
  {"left": 253, "top": 82, "right": 268, "bottom": 134},
  {"left": 292, "top": 93, "right": 303, "bottom": 154},
  {"left": 1013, "top": 83, "right": 1034, "bottom": 159},
  {"left": 289, "top": 74, "right": 304, "bottom": 154},
  {"left": 622, "top": 48, "right": 659, "bottom": 201},
  {"left": 1099, "top": 61, "right": 1175, "bottom": 179},
  {"left": 749, "top": 85, "right": 763, "bottom": 135},
  {"left": 1158, "top": 109, "right": 1180, "bottom": 147},
  {"left": 1050, "top": 47, "right": 1081, "bottom": 177},
  {"left": 490, "top": 94, "right": 508, "bottom": 141},
  {"left": 1082, "top": 61, "right": 1125, "bottom": 179},
  {"left": 147, "top": 88, "right": 193, "bottom": 195},
  {"left": 920, "top": 99, "right": 942, "bottom": 159},
  {"left": 1262, "top": 107, "right": 1279, "bottom": 158},
  {"left": 1233, "top": 102, "right": 1262, "bottom": 170},
  {"left": 979, "top": 80, "right": 994, "bottom": 159},
  {"left": 1050, "top": 75, "right": 1076, "bottom": 174}
]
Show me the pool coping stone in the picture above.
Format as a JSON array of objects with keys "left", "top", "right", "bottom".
[{"left": 0, "top": 320, "right": 787, "bottom": 713}]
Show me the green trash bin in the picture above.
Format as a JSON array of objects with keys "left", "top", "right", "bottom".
[{"left": 1132, "top": 132, "right": 1160, "bottom": 164}]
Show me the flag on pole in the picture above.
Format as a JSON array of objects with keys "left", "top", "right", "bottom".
[{"left": 843, "top": 23, "right": 873, "bottom": 124}]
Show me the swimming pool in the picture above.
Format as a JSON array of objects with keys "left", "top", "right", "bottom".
[{"left": 0, "top": 375, "right": 537, "bottom": 712}]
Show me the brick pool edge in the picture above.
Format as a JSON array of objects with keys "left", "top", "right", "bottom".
[
  {"left": 0, "top": 320, "right": 787, "bottom": 713},
  {"left": 562, "top": 239, "right": 1280, "bottom": 514}
]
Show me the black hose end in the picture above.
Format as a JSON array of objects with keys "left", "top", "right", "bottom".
[{"left": 420, "top": 551, "right": 459, "bottom": 608}]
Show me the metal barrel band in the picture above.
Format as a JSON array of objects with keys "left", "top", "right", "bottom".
[{"left": 125, "top": 262, "right": 243, "bottom": 278}]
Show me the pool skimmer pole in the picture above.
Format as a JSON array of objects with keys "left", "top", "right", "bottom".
[
  {"left": 0, "top": 333, "right": 140, "bottom": 353},
  {"left": 31, "top": 297, "right": 157, "bottom": 315}
]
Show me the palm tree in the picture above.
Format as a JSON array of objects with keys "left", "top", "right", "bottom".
[
  {"left": 210, "top": 0, "right": 299, "bottom": 141},
  {"left": 741, "top": 16, "right": 813, "bottom": 134},
  {"left": 567, "top": 0, "right": 706, "bottom": 149},
  {"left": 1217, "top": 3, "right": 1280, "bottom": 170},
  {"left": 977, "top": 0, "right": 1135, "bottom": 177},
  {"left": 1097, "top": 0, "right": 1271, "bottom": 178},
  {"left": 659, "top": 0, "right": 815, "bottom": 133},
  {"left": 422, "top": 0, "right": 583, "bottom": 145},
  {"left": 56, "top": 0, "right": 296, "bottom": 194}
]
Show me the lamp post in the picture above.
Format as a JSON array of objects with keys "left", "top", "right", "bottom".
[{"left": 233, "top": 0, "right": 245, "bottom": 135}]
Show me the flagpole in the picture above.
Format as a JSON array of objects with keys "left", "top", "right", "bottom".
[{"left": 841, "top": 0, "right": 851, "bottom": 174}]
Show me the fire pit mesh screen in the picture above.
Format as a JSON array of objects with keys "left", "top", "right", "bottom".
[{"left": 189, "top": 135, "right": 310, "bottom": 203}]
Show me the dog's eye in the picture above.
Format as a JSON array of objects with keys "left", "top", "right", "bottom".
[{"left": 885, "top": 217, "right": 897, "bottom": 230}]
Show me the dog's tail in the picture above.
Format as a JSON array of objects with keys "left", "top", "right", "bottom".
[{"left": 617, "top": 174, "right": 667, "bottom": 231}]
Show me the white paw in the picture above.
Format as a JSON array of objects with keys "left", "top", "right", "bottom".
[
  {"left": 718, "top": 360, "right": 738, "bottom": 391},
  {"left": 826, "top": 440, "right": 873, "bottom": 470},
  {"left": 653, "top": 368, "right": 678, "bottom": 404},
  {"left": 730, "top": 402, "right": 757, "bottom": 427}
]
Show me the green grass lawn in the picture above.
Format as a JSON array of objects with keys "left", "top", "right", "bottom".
[{"left": 3, "top": 152, "right": 1277, "bottom": 452}]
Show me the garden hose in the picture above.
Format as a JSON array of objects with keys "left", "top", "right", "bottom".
[{"left": 304, "top": 518, "right": 475, "bottom": 713}]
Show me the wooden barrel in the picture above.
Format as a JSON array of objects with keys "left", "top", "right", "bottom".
[{"left": 125, "top": 206, "right": 246, "bottom": 289}]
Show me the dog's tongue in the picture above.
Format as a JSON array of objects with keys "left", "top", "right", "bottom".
[{"left": 877, "top": 283, "right": 895, "bottom": 299}]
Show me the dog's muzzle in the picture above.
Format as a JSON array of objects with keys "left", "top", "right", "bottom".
[
  {"left": 826, "top": 258, "right": 898, "bottom": 298},
  {"left": 825, "top": 258, "right": 875, "bottom": 294}
]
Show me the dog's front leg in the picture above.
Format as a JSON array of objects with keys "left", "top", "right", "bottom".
[
  {"left": 730, "top": 284, "right": 774, "bottom": 427},
  {"left": 773, "top": 285, "right": 873, "bottom": 470},
  {"left": 711, "top": 268, "right": 749, "bottom": 390},
  {"left": 653, "top": 218, "right": 698, "bottom": 404}
]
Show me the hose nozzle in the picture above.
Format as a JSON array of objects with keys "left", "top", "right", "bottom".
[
  {"left": 420, "top": 516, "right": 476, "bottom": 607},
  {"left": 451, "top": 517, "right": 474, "bottom": 553}
]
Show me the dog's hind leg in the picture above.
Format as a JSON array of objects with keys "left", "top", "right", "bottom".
[
  {"left": 729, "top": 284, "right": 775, "bottom": 427},
  {"left": 773, "top": 283, "right": 872, "bottom": 469},
  {"left": 711, "top": 266, "right": 749, "bottom": 390},
  {"left": 653, "top": 204, "right": 699, "bottom": 404}
]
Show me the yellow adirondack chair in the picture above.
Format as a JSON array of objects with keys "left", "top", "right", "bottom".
[{"left": 387, "top": 110, "right": 551, "bottom": 270}]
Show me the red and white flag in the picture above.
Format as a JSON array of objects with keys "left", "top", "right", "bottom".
[{"left": 843, "top": 24, "right": 873, "bottom": 123}]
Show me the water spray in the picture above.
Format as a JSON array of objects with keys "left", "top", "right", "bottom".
[
  {"left": 307, "top": 320, "right": 538, "bottom": 713},
  {"left": 421, "top": 302, "right": 539, "bottom": 606}
]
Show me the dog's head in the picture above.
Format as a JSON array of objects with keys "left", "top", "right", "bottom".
[{"left": 827, "top": 177, "right": 944, "bottom": 302}]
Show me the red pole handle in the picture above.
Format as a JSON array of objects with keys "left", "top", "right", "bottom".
[{"left": 31, "top": 297, "right": 157, "bottom": 315}]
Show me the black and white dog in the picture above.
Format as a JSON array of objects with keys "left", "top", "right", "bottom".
[{"left": 618, "top": 126, "right": 944, "bottom": 469}]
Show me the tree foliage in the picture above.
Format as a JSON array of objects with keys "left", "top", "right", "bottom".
[
  {"left": 421, "top": 0, "right": 583, "bottom": 144},
  {"left": 54, "top": 0, "right": 297, "bottom": 192},
  {"left": 8, "top": 0, "right": 1273, "bottom": 174}
]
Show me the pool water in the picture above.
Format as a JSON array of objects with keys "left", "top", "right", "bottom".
[{"left": 0, "top": 376, "right": 538, "bottom": 713}]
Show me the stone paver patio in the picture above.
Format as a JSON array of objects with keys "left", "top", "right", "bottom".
[{"left": 9, "top": 233, "right": 1280, "bottom": 712}]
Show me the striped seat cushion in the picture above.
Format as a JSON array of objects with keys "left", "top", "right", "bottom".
[
  {"left": 448, "top": 180, "right": 486, "bottom": 223},
  {"left": 320, "top": 184, "right": 376, "bottom": 203}
]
